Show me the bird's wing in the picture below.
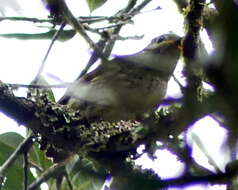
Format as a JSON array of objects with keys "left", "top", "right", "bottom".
[
  {"left": 81, "top": 58, "right": 125, "bottom": 83},
  {"left": 58, "top": 56, "right": 142, "bottom": 105}
]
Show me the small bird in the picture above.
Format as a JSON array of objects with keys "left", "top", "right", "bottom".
[{"left": 59, "top": 33, "right": 182, "bottom": 121}]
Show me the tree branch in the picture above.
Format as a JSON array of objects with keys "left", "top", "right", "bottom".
[
  {"left": 181, "top": 0, "right": 205, "bottom": 130},
  {"left": 34, "top": 22, "right": 66, "bottom": 83},
  {"left": 28, "top": 163, "right": 66, "bottom": 190},
  {"left": 56, "top": 0, "right": 107, "bottom": 61}
]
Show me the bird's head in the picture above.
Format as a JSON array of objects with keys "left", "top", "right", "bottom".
[
  {"left": 126, "top": 33, "right": 183, "bottom": 79},
  {"left": 145, "top": 33, "right": 182, "bottom": 54}
]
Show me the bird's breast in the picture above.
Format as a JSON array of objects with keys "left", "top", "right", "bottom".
[
  {"left": 111, "top": 75, "right": 168, "bottom": 113},
  {"left": 67, "top": 70, "right": 168, "bottom": 121}
]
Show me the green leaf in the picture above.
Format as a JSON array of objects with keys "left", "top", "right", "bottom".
[
  {"left": 30, "top": 143, "right": 53, "bottom": 172},
  {"left": 0, "top": 29, "right": 76, "bottom": 41},
  {"left": 0, "top": 133, "right": 38, "bottom": 190},
  {"left": 68, "top": 172, "right": 104, "bottom": 190},
  {"left": 0, "top": 132, "right": 25, "bottom": 167},
  {"left": 0, "top": 132, "right": 24, "bottom": 148},
  {"left": 62, "top": 157, "right": 106, "bottom": 190},
  {"left": 86, "top": 0, "right": 107, "bottom": 12}
]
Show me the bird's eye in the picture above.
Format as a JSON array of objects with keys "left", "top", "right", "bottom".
[{"left": 153, "top": 35, "right": 166, "bottom": 43}]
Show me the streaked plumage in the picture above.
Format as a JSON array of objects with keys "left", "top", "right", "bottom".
[{"left": 59, "top": 33, "right": 182, "bottom": 121}]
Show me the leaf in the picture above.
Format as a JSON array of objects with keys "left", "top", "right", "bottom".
[
  {"left": 0, "top": 132, "right": 24, "bottom": 148},
  {"left": 0, "top": 29, "right": 76, "bottom": 41},
  {"left": 86, "top": 0, "right": 107, "bottom": 12},
  {"left": 62, "top": 157, "right": 106, "bottom": 190},
  {"left": 0, "top": 132, "right": 25, "bottom": 167},
  {"left": 0, "top": 132, "right": 52, "bottom": 171},
  {"left": 30, "top": 143, "right": 53, "bottom": 172},
  {"left": 68, "top": 172, "right": 104, "bottom": 190},
  {"left": 0, "top": 133, "right": 38, "bottom": 190}
]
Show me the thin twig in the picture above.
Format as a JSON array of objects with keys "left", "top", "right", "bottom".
[
  {"left": 65, "top": 172, "right": 73, "bottom": 190},
  {"left": 0, "top": 15, "right": 134, "bottom": 25},
  {"left": 28, "top": 163, "right": 66, "bottom": 190},
  {"left": 0, "top": 135, "right": 34, "bottom": 186},
  {"left": 103, "top": 0, "right": 139, "bottom": 57},
  {"left": 57, "top": 0, "right": 107, "bottom": 61},
  {"left": 76, "top": 0, "right": 153, "bottom": 79},
  {"left": 34, "top": 22, "right": 66, "bottom": 83},
  {"left": 191, "top": 133, "right": 222, "bottom": 173},
  {"left": 104, "top": 0, "right": 152, "bottom": 57},
  {"left": 77, "top": 38, "right": 107, "bottom": 79},
  {"left": 77, "top": 0, "right": 141, "bottom": 78},
  {"left": 130, "top": 0, "right": 153, "bottom": 14},
  {"left": 0, "top": 16, "right": 52, "bottom": 23},
  {"left": 0, "top": 16, "right": 105, "bottom": 25},
  {"left": 28, "top": 161, "right": 43, "bottom": 173},
  {"left": 122, "top": 0, "right": 138, "bottom": 13},
  {"left": 86, "top": 23, "right": 124, "bottom": 34},
  {"left": 7, "top": 82, "right": 70, "bottom": 89},
  {"left": 172, "top": 74, "right": 185, "bottom": 94},
  {"left": 57, "top": 0, "right": 152, "bottom": 80},
  {"left": 23, "top": 151, "right": 29, "bottom": 190}
]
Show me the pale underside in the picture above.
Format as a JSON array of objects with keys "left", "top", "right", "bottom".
[
  {"left": 66, "top": 59, "right": 168, "bottom": 121},
  {"left": 62, "top": 34, "right": 181, "bottom": 121}
]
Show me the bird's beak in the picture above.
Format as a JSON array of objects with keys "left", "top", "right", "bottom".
[{"left": 170, "top": 37, "right": 183, "bottom": 51}]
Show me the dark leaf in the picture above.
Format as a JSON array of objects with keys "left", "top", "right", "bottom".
[
  {"left": 86, "top": 0, "right": 107, "bottom": 12},
  {"left": 0, "top": 29, "right": 75, "bottom": 41},
  {"left": 0, "top": 133, "right": 37, "bottom": 190}
]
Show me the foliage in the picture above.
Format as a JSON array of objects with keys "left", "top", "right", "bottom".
[
  {"left": 0, "top": 133, "right": 37, "bottom": 190},
  {"left": 0, "top": 0, "right": 238, "bottom": 190},
  {"left": 86, "top": 0, "right": 107, "bottom": 12}
]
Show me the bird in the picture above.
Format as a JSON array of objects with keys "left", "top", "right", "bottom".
[{"left": 59, "top": 33, "right": 182, "bottom": 122}]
